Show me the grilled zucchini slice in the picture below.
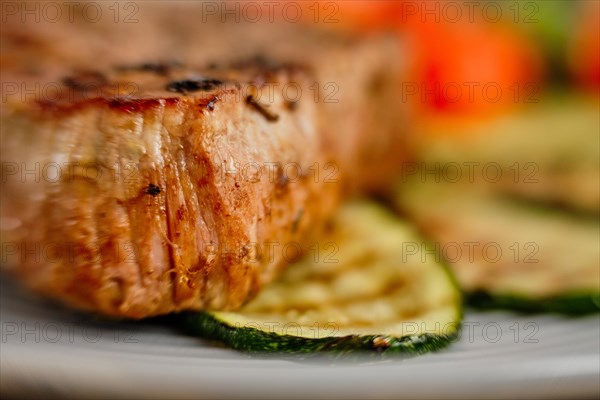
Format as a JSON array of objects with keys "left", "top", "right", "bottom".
[
  {"left": 395, "top": 181, "right": 600, "bottom": 314},
  {"left": 408, "top": 98, "right": 599, "bottom": 215},
  {"left": 180, "top": 201, "right": 462, "bottom": 356}
]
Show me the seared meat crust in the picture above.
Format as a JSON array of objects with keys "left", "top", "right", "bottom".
[{"left": 1, "top": 5, "right": 408, "bottom": 318}]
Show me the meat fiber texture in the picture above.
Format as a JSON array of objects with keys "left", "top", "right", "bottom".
[{"left": 1, "top": 3, "right": 410, "bottom": 318}]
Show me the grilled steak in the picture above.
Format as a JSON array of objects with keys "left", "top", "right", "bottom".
[{"left": 1, "top": 4, "right": 408, "bottom": 318}]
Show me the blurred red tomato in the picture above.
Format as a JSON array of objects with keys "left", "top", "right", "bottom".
[
  {"left": 403, "top": 19, "right": 544, "bottom": 118},
  {"left": 568, "top": 1, "right": 600, "bottom": 91},
  {"left": 316, "top": 1, "right": 545, "bottom": 120}
]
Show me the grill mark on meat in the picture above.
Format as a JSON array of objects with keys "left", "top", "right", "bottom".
[
  {"left": 245, "top": 95, "right": 279, "bottom": 122},
  {"left": 62, "top": 70, "right": 108, "bottom": 90},
  {"left": 115, "top": 61, "right": 183, "bottom": 75},
  {"left": 285, "top": 99, "right": 298, "bottom": 111},
  {"left": 166, "top": 78, "right": 224, "bottom": 94},
  {"left": 144, "top": 183, "right": 161, "bottom": 197}
]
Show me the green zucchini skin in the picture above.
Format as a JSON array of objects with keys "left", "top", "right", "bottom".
[
  {"left": 179, "top": 312, "right": 459, "bottom": 358},
  {"left": 466, "top": 291, "right": 600, "bottom": 316}
]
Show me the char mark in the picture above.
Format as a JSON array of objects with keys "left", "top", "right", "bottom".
[
  {"left": 115, "top": 61, "right": 183, "bottom": 75},
  {"left": 144, "top": 184, "right": 161, "bottom": 197},
  {"left": 62, "top": 70, "right": 108, "bottom": 89},
  {"left": 166, "top": 78, "right": 224, "bottom": 94},
  {"left": 246, "top": 95, "right": 279, "bottom": 122}
]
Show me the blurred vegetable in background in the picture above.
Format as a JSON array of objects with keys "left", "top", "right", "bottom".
[
  {"left": 568, "top": 0, "right": 600, "bottom": 91},
  {"left": 401, "top": 13, "right": 544, "bottom": 118},
  {"left": 308, "top": 0, "right": 598, "bottom": 124}
]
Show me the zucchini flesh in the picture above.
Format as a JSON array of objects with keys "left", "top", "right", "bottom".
[
  {"left": 181, "top": 202, "right": 462, "bottom": 356},
  {"left": 395, "top": 181, "right": 600, "bottom": 314}
]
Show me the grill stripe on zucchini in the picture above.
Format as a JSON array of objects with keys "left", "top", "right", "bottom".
[{"left": 180, "top": 201, "right": 462, "bottom": 356}]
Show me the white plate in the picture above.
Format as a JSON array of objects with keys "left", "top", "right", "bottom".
[{"left": 1, "top": 279, "right": 599, "bottom": 399}]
